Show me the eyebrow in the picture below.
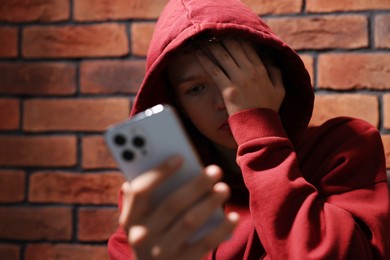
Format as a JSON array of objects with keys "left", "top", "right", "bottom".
[{"left": 174, "top": 75, "right": 199, "bottom": 85}]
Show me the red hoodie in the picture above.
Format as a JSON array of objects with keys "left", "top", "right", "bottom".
[{"left": 108, "top": 0, "right": 390, "bottom": 259}]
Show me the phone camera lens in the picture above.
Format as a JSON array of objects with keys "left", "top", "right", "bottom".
[
  {"left": 114, "top": 135, "right": 126, "bottom": 146},
  {"left": 122, "top": 150, "right": 135, "bottom": 161},
  {"left": 133, "top": 136, "right": 145, "bottom": 148}
]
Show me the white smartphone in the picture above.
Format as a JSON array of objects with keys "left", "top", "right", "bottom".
[{"left": 104, "top": 104, "right": 224, "bottom": 243}]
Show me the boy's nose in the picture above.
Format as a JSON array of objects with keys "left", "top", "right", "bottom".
[{"left": 215, "top": 89, "right": 226, "bottom": 110}]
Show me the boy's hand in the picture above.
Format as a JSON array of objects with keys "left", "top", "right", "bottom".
[
  {"left": 196, "top": 38, "right": 285, "bottom": 116},
  {"left": 119, "top": 156, "right": 239, "bottom": 260}
]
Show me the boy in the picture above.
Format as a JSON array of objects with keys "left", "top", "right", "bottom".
[{"left": 108, "top": 0, "right": 390, "bottom": 259}]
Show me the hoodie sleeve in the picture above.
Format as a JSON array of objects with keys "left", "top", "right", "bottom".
[{"left": 228, "top": 108, "right": 390, "bottom": 259}]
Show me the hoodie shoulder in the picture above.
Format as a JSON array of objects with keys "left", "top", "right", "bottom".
[{"left": 298, "top": 117, "right": 387, "bottom": 195}]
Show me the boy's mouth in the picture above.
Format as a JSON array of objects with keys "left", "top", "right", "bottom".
[{"left": 219, "top": 121, "right": 230, "bottom": 130}]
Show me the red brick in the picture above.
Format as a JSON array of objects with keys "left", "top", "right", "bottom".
[
  {"left": 23, "top": 24, "right": 128, "bottom": 58},
  {"left": 299, "top": 54, "right": 314, "bottom": 87},
  {"left": 0, "top": 27, "right": 18, "bottom": 58},
  {"left": 78, "top": 208, "right": 119, "bottom": 241},
  {"left": 74, "top": 0, "right": 168, "bottom": 21},
  {"left": 0, "top": 244, "right": 20, "bottom": 260},
  {"left": 0, "top": 136, "right": 77, "bottom": 167},
  {"left": 307, "top": 0, "right": 390, "bottom": 13},
  {"left": 131, "top": 22, "right": 155, "bottom": 57},
  {"left": 82, "top": 136, "right": 117, "bottom": 170},
  {"left": 0, "top": 170, "right": 25, "bottom": 203},
  {"left": 80, "top": 60, "right": 145, "bottom": 94},
  {"left": 310, "top": 94, "right": 379, "bottom": 127},
  {"left": 318, "top": 53, "right": 390, "bottom": 90},
  {"left": 375, "top": 14, "right": 390, "bottom": 49},
  {"left": 24, "top": 98, "right": 130, "bottom": 132},
  {"left": 0, "top": 99, "right": 20, "bottom": 130},
  {"left": 264, "top": 15, "right": 368, "bottom": 50},
  {"left": 0, "top": 0, "right": 69, "bottom": 23},
  {"left": 0, "top": 63, "right": 76, "bottom": 95},
  {"left": 29, "top": 171, "right": 125, "bottom": 205},
  {"left": 25, "top": 243, "right": 108, "bottom": 260},
  {"left": 382, "top": 135, "right": 390, "bottom": 168},
  {"left": 384, "top": 94, "right": 390, "bottom": 130},
  {"left": 0, "top": 207, "right": 72, "bottom": 240},
  {"left": 242, "top": 0, "right": 302, "bottom": 14}
]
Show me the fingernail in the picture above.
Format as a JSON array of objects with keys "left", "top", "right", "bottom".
[
  {"left": 214, "top": 182, "right": 228, "bottom": 192},
  {"left": 228, "top": 212, "right": 240, "bottom": 223},
  {"left": 206, "top": 165, "right": 221, "bottom": 178}
]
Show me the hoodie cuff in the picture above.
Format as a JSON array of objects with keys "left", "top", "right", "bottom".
[{"left": 228, "top": 108, "right": 288, "bottom": 145}]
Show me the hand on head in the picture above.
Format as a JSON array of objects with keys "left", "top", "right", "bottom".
[{"left": 195, "top": 37, "right": 285, "bottom": 115}]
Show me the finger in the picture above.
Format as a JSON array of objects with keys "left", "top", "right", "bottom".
[
  {"left": 118, "top": 182, "right": 133, "bottom": 231},
  {"left": 178, "top": 212, "right": 240, "bottom": 259},
  {"left": 152, "top": 182, "right": 231, "bottom": 258},
  {"left": 245, "top": 41, "right": 284, "bottom": 92},
  {"left": 221, "top": 38, "right": 252, "bottom": 68},
  {"left": 196, "top": 50, "right": 231, "bottom": 89},
  {"left": 148, "top": 165, "right": 223, "bottom": 233},
  {"left": 207, "top": 43, "right": 239, "bottom": 76},
  {"left": 121, "top": 155, "right": 183, "bottom": 225},
  {"left": 239, "top": 40, "right": 267, "bottom": 71},
  {"left": 266, "top": 65, "right": 285, "bottom": 92},
  {"left": 130, "top": 155, "right": 183, "bottom": 195}
]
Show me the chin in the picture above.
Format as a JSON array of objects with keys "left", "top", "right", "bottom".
[{"left": 218, "top": 139, "right": 238, "bottom": 150}]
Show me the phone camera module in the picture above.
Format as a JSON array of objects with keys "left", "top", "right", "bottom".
[
  {"left": 133, "top": 136, "right": 145, "bottom": 148},
  {"left": 114, "top": 135, "right": 126, "bottom": 146},
  {"left": 122, "top": 150, "right": 135, "bottom": 161}
]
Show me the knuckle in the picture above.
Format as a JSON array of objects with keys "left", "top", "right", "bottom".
[
  {"left": 180, "top": 213, "right": 198, "bottom": 231},
  {"left": 219, "top": 50, "right": 230, "bottom": 61},
  {"left": 150, "top": 245, "right": 164, "bottom": 259},
  {"left": 222, "top": 87, "right": 239, "bottom": 102},
  {"left": 247, "top": 67, "right": 259, "bottom": 80},
  {"left": 210, "top": 65, "right": 222, "bottom": 77}
]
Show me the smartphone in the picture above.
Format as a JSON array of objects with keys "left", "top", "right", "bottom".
[{"left": 104, "top": 104, "right": 224, "bottom": 243}]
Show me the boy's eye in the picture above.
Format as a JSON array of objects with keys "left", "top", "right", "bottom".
[{"left": 186, "top": 84, "right": 205, "bottom": 95}]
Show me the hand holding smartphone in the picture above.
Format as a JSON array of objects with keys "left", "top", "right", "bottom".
[{"left": 104, "top": 104, "right": 225, "bottom": 243}]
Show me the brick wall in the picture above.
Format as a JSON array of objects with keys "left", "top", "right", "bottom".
[{"left": 0, "top": 0, "right": 389, "bottom": 259}]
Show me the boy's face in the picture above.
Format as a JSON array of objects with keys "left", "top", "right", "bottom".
[{"left": 166, "top": 45, "right": 238, "bottom": 149}]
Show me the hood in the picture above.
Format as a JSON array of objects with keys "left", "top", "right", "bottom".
[{"left": 131, "top": 0, "right": 313, "bottom": 157}]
